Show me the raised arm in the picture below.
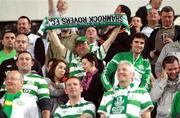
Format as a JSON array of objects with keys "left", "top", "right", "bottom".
[
  {"left": 102, "top": 26, "right": 121, "bottom": 52},
  {"left": 150, "top": 78, "right": 167, "bottom": 102},
  {"left": 155, "top": 44, "right": 168, "bottom": 78},
  {"left": 48, "top": 30, "right": 67, "bottom": 57},
  {"left": 48, "top": 0, "right": 55, "bottom": 16}
]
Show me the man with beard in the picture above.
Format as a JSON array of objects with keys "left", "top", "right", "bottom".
[
  {"left": 0, "top": 34, "right": 42, "bottom": 87},
  {"left": 0, "top": 30, "right": 16, "bottom": 64},
  {"left": 48, "top": 27, "right": 120, "bottom": 79},
  {"left": 17, "top": 16, "right": 45, "bottom": 66},
  {"left": 101, "top": 32, "right": 151, "bottom": 91},
  {"left": 16, "top": 51, "right": 50, "bottom": 118}
]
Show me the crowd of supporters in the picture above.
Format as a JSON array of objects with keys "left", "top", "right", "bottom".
[{"left": 0, "top": 0, "right": 180, "bottom": 118}]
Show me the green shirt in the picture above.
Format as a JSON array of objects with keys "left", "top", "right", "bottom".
[
  {"left": 171, "top": 91, "right": 180, "bottom": 118},
  {"left": 101, "top": 51, "right": 151, "bottom": 91},
  {"left": 0, "top": 50, "right": 16, "bottom": 64}
]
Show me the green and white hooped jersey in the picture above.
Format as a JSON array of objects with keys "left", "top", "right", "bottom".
[
  {"left": 23, "top": 73, "right": 50, "bottom": 101},
  {"left": 0, "top": 73, "right": 50, "bottom": 101},
  {"left": 65, "top": 45, "right": 106, "bottom": 79},
  {"left": 98, "top": 84, "right": 154, "bottom": 118},
  {"left": 54, "top": 98, "right": 96, "bottom": 118},
  {"left": 102, "top": 51, "right": 151, "bottom": 91}
]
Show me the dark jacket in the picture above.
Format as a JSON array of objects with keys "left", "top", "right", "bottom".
[
  {"left": 0, "top": 57, "right": 42, "bottom": 86},
  {"left": 147, "top": 25, "right": 180, "bottom": 59},
  {"left": 136, "top": 6, "right": 148, "bottom": 27},
  {"left": 100, "top": 26, "right": 136, "bottom": 62},
  {"left": 81, "top": 70, "right": 104, "bottom": 115}
]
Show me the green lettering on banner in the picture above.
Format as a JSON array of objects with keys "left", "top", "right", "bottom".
[{"left": 38, "top": 14, "right": 129, "bottom": 35}]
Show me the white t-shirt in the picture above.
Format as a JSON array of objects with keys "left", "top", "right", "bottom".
[{"left": 1, "top": 94, "right": 39, "bottom": 118}]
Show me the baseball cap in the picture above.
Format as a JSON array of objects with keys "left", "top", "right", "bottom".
[{"left": 75, "top": 36, "right": 87, "bottom": 45}]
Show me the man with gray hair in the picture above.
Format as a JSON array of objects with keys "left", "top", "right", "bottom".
[
  {"left": 1, "top": 70, "right": 39, "bottom": 118},
  {"left": 98, "top": 61, "right": 154, "bottom": 118}
]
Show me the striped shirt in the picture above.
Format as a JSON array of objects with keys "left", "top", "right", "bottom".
[
  {"left": 65, "top": 45, "right": 106, "bottom": 79},
  {"left": 23, "top": 73, "right": 50, "bottom": 101},
  {"left": 98, "top": 84, "right": 154, "bottom": 118},
  {"left": 54, "top": 98, "right": 96, "bottom": 118},
  {"left": 101, "top": 51, "right": 151, "bottom": 91},
  {"left": 0, "top": 73, "right": 50, "bottom": 101}
]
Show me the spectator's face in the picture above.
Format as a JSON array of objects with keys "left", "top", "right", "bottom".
[
  {"left": 17, "top": 18, "right": 31, "bottom": 34},
  {"left": 116, "top": 63, "right": 134, "bottom": 87},
  {"left": 82, "top": 58, "right": 94, "bottom": 72},
  {"left": 85, "top": 27, "right": 98, "bottom": 43},
  {"left": 15, "top": 34, "right": 29, "bottom": 52},
  {"left": 131, "top": 17, "right": 142, "bottom": 28},
  {"left": 16, "top": 53, "right": 33, "bottom": 73},
  {"left": 147, "top": 9, "right": 160, "bottom": 22},
  {"left": 2, "top": 32, "right": 16, "bottom": 50},
  {"left": 151, "top": 0, "right": 163, "bottom": 9},
  {"left": 131, "top": 38, "right": 145, "bottom": 55},
  {"left": 54, "top": 62, "right": 66, "bottom": 81},
  {"left": 65, "top": 78, "right": 83, "bottom": 98},
  {"left": 75, "top": 42, "right": 89, "bottom": 57},
  {"left": 61, "top": 29, "right": 71, "bottom": 37},
  {"left": 56, "top": 0, "right": 68, "bottom": 13},
  {"left": 161, "top": 11, "right": 174, "bottom": 28},
  {"left": 164, "top": 60, "right": 179, "bottom": 80},
  {"left": 5, "top": 71, "right": 23, "bottom": 93}
]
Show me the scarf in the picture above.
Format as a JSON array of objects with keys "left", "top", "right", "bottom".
[
  {"left": 38, "top": 14, "right": 129, "bottom": 36},
  {"left": 81, "top": 70, "right": 97, "bottom": 91},
  {"left": 3, "top": 91, "right": 22, "bottom": 118},
  {"left": 165, "top": 77, "right": 180, "bottom": 93}
]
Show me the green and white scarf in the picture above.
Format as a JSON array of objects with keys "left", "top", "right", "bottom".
[
  {"left": 3, "top": 91, "right": 23, "bottom": 118},
  {"left": 38, "top": 14, "right": 130, "bottom": 35},
  {"left": 110, "top": 83, "right": 135, "bottom": 116}
]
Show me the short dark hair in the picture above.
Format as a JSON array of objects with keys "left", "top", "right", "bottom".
[
  {"left": 81, "top": 53, "right": 98, "bottom": 68},
  {"left": 17, "top": 16, "right": 31, "bottom": 24},
  {"left": 131, "top": 32, "right": 148, "bottom": 44},
  {"left": 81, "top": 53, "right": 104, "bottom": 72},
  {"left": 17, "top": 51, "right": 33, "bottom": 61},
  {"left": 2, "top": 29, "right": 15, "bottom": 39},
  {"left": 160, "top": 6, "right": 175, "bottom": 16},
  {"left": 162, "top": 56, "right": 179, "bottom": 69}
]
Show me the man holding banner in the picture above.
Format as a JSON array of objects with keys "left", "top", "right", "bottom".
[
  {"left": 48, "top": 26, "right": 120, "bottom": 79},
  {"left": 38, "top": 13, "right": 129, "bottom": 79}
]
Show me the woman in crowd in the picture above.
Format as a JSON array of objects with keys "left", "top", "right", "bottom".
[
  {"left": 81, "top": 53, "right": 104, "bottom": 118},
  {"left": 46, "top": 58, "right": 68, "bottom": 117}
]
